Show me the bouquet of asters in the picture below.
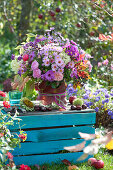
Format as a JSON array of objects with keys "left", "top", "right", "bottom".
[{"left": 11, "top": 28, "right": 92, "bottom": 109}]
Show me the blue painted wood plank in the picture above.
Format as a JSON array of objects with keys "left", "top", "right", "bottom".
[
  {"left": 13, "top": 152, "right": 93, "bottom": 166},
  {"left": 12, "top": 126, "right": 95, "bottom": 142},
  {"left": 13, "top": 139, "right": 91, "bottom": 156},
  {"left": 10, "top": 112, "right": 96, "bottom": 130}
]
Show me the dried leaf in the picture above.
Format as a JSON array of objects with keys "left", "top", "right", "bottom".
[
  {"left": 61, "top": 159, "right": 71, "bottom": 166},
  {"left": 64, "top": 141, "right": 86, "bottom": 152},
  {"left": 92, "top": 131, "right": 113, "bottom": 145},
  {"left": 76, "top": 153, "right": 88, "bottom": 161},
  {"left": 68, "top": 165, "right": 79, "bottom": 170},
  {"left": 83, "top": 143, "right": 99, "bottom": 155},
  {"left": 79, "top": 132, "right": 96, "bottom": 140}
]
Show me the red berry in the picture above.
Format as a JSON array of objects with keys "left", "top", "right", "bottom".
[
  {"left": 23, "top": 54, "right": 29, "bottom": 61},
  {"left": 49, "top": 10, "right": 55, "bottom": 17},
  {"left": 56, "top": 7, "right": 61, "bottom": 13},
  {"left": 38, "top": 14, "right": 43, "bottom": 19},
  {"left": 90, "top": 31, "right": 95, "bottom": 36},
  {"left": 76, "top": 23, "right": 81, "bottom": 27}
]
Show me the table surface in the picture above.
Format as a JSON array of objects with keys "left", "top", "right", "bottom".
[{"left": 0, "top": 100, "right": 95, "bottom": 116}]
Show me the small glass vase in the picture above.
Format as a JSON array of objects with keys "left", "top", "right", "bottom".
[{"left": 9, "top": 91, "right": 23, "bottom": 106}]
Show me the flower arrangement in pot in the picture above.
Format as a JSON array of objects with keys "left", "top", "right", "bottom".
[{"left": 11, "top": 27, "right": 92, "bottom": 109}]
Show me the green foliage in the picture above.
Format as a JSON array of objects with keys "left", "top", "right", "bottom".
[
  {"left": 0, "top": 0, "right": 113, "bottom": 86},
  {"left": 0, "top": 108, "right": 21, "bottom": 169}
]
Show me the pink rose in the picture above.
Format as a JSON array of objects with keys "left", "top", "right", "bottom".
[
  {"left": 33, "top": 69, "right": 41, "bottom": 79},
  {"left": 31, "top": 60, "right": 39, "bottom": 70},
  {"left": 102, "top": 59, "right": 109, "bottom": 65},
  {"left": 54, "top": 72, "right": 63, "bottom": 81}
]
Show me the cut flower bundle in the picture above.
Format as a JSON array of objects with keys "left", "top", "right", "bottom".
[{"left": 11, "top": 28, "right": 93, "bottom": 108}]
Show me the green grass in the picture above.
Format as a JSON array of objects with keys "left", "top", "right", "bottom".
[{"left": 30, "top": 149, "right": 113, "bottom": 170}]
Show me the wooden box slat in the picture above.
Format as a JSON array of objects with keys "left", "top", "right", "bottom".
[
  {"left": 13, "top": 152, "right": 93, "bottom": 165},
  {"left": 10, "top": 112, "right": 96, "bottom": 130},
  {"left": 12, "top": 126, "right": 95, "bottom": 142},
  {"left": 13, "top": 139, "right": 91, "bottom": 156}
]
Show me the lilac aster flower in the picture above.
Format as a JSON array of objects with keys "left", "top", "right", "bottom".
[
  {"left": 52, "top": 64, "right": 57, "bottom": 71},
  {"left": 102, "top": 99, "right": 109, "bottom": 104},
  {"left": 83, "top": 94, "right": 89, "bottom": 99},
  {"left": 31, "top": 60, "right": 39, "bottom": 70},
  {"left": 45, "top": 70, "right": 55, "bottom": 81},
  {"left": 110, "top": 93, "right": 113, "bottom": 96},
  {"left": 55, "top": 58, "right": 64, "bottom": 66},
  {"left": 35, "top": 36, "right": 46, "bottom": 43},
  {"left": 17, "top": 56, "right": 22, "bottom": 61},
  {"left": 93, "top": 92, "right": 98, "bottom": 96},
  {"left": 18, "top": 70, "right": 21, "bottom": 76},
  {"left": 70, "top": 69, "right": 78, "bottom": 78},
  {"left": 105, "top": 93, "right": 110, "bottom": 98},
  {"left": 11, "top": 54, "right": 15, "bottom": 60},
  {"left": 108, "top": 110, "right": 113, "bottom": 116},
  {"left": 95, "top": 96, "right": 100, "bottom": 102},
  {"left": 95, "top": 107, "right": 99, "bottom": 112}
]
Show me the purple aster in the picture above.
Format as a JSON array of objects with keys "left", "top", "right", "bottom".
[
  {"left": 95, "top": 96, "right": 100, "bottom": 102},
  {"left": 18, "top": 70, "right": 21, "bottom": 76},
  {"left": 108, "top": 110, "right": 113, "bottom": 116},
  {"left": 70, "top": 69, "right": 78, "bottom": 78},
  {"left": 102, "top": 99, "right": 109, "bottom": 104},
  {"left": 35, "top": 36, "right": 46, "bottom": 43},
  {"left": 110, "top": 93, "right": 113, "bottom": 96},
  {"left": 93, "top": 92, "right": 98, "bottom": 96},
  {"left": 17, "top": 56, "right": 22, "bottom": 61},
  {"left": 83, "top": 94, "right": 89, "bottom": 99},
  {"left": 70, "top": 40, "right": 77, "bottom": 45},
  {"left": 95, "top": 107, "right": 99, "bottom": 112},
  {"left": 11, "top": 54, "right": 15, "bottom": 60},
  {"left": 105, "top": 93, "right": 110, "bottom": 98},
  {"left": 45, "top": 70, "right": 55, "bottom": 81}
]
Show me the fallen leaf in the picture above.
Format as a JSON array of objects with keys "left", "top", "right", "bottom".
[
  {"left": 68, "top": 165, "right": 79, "bottom": 170},
  {"left": 76, "top": 153, "right": 88, "bottom": 161},
  {"left": 64, "top": 141, "right": 86, "bottom": 152},
  {"left": 92, "top": 131, "right": 113, "bottom": 145},
  {"left": 105, "top": 139, "right": 113, "bottom": 150},
  {"left": 79, "top": 132, "right": 96, "bottom": 140},
  {"left": 61, "top": 159, "right": 71, "bottom": 166}
]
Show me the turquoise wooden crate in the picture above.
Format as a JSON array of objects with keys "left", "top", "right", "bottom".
[{"left": 10, "top": 109, "right": 96, "bottom": 166}]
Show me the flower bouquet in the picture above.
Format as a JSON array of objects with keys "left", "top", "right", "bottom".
[{"left": 11, "top": 28, "right": 92, "bottom": 109}]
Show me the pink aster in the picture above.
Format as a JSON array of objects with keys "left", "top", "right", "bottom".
[
  {"left": 50, "top": 58, "right": 54, "bottom": 63},
  {"left": 33, "top": 69, "right": 41, "bottom": 79},
  {"left": 58, "top": 68, "right": 64, "bottom": 73},
  {"left": 98, "top": 62, "right": 102, "bottom": 67},
  {"left": 31, "top": 60, "right": 39, "bottom": 70},
  {"left": 44, "top": 59, "right": 50, "bottom": 66},
  {"left": 52, "top": 64, "right": 57, "bottom": 71},
  {"left": 54, "top": 72, "right": 63, "bottom": 81},
  {"left": 68, "top": 61, "right": 75, "bottom": 68},
  {"left": 55, "top": 58, "right": 64, "bottom": 67},
  {"left": 102, "top": 59, "right": 109, "bottom": 65}
]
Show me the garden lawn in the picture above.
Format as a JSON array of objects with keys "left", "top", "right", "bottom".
[{"left": 29, "top": 149, "right": 113, "bottom": 170}]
